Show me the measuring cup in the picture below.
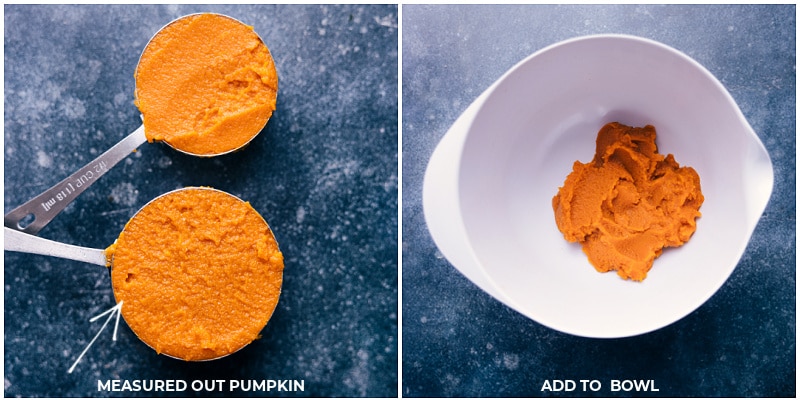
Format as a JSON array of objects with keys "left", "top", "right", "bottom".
[
  {"left": 5, "top": 187, "right": 284, "bottom": 362},
  {"left": 5, "top": 13, "right": 278, "bottom": 234}
]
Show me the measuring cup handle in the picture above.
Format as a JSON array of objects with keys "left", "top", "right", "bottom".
[
  {"left": 4, "top": 227, "right": 108, "bottom": 266},
  {"left": 4, "top": 125, "right": 147, "bottom": 235}
]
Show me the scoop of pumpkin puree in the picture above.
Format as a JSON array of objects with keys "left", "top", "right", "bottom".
[{"left": 552, "top": 122, "right": 703, "bottom": 281}]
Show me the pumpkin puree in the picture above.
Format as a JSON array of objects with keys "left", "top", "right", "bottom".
[
  {"left": 552, "top": 122, "right": 703, "bottom": 281},
  {"left": 135, "top": 13, "right": 278, "bottom": 155},
  {"left": 108, "top": 188, "right": 284, "bottom": 361}
]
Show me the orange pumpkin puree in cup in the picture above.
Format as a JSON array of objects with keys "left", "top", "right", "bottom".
[
  {"left": 108, "top": 188, "right": 284, "bottom": 361},
  {"left": 135, "top": 13, "right": 278, "bottom": 155},
  {"left": 552, "top": 122, "right": 703, "bottom": 281}
]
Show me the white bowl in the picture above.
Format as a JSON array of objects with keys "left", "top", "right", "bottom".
[{"left": 423, "top": 34, "right": 773, "bottom": 338}]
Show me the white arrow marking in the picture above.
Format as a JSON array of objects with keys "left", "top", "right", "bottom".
[{"left": 67, "top": 301, "right": 123, "bottom": 374}]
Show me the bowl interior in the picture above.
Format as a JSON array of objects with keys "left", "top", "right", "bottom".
[{"left": 458, "top": 35, "right": 767, "bottom": 338}]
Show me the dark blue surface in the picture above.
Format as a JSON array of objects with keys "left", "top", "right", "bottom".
[
  {"left": 4, "top": 4, "right": 397, "bottom": 397},
  {"left": 402, "top": 4, "right": 795, "bottom": 397}
]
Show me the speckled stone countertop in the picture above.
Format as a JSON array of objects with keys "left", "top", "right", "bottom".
[
  {"left": 4, "top": 4, "right": 397, "bottom": 397},
  {"left": 402, "top": 4, "right": 794, "bottom": 398}
]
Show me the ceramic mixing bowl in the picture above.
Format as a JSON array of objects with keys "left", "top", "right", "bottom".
[{"left": 423, "top": 34, "right": 773, "bottom": 338}]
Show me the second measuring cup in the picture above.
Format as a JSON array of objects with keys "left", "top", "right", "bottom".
[
  {"left": 5, "top": 187, "right": 284, "bottom": 362},
  {"left": 5, "top": 13, "right": 279, "bottom": 234}
]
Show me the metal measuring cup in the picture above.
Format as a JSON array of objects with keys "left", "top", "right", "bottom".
[
  {"left": 5, "top": 13, "right": 278, "bottom": 234},
  {"left": 5, "top": 187, "right": 284, "bottom": 362}
]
